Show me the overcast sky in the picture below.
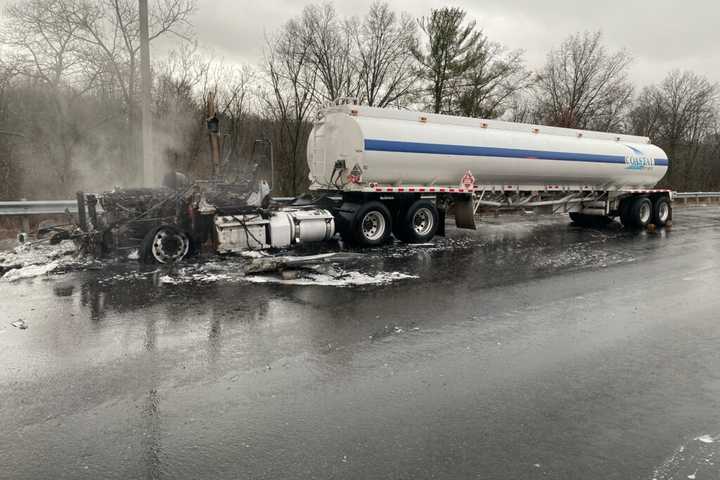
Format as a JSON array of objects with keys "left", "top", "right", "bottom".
[
  {"left": 0, "top": 0, "right": 716, "bottom": 87},
  {"left": 185, "top": 0, "right": 719, "bottom": 88}
]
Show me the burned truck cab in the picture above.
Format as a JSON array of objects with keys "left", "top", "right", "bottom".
[{"left": 75, "top": 179, "right": 336, "bottom": 264}]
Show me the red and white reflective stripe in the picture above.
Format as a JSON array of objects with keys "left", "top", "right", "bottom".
[
  {"left": 622, "top": 189, "right": 671, "bottom": 193},
  {"left": 363, "top": 185, "right": 670, "bottom": 194},
  {"left": 371, "top": 186, "right": 474, "bottom": 193}
]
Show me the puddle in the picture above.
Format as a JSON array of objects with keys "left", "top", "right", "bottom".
[
  {"left": 1, "top": 241, "right": 82, "bottom": 281},
  {"left": 243, "top": 268, "right": 417, "bottom": 287},
  {"left": 2, "top": 261, "right": 60, "bottom": 282},
  {"left": 650, "top": 434, "right": 719, "bottom": 480}
]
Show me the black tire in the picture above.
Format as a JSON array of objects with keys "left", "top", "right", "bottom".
[
  {"left": 350, "top": 201, "right": 392, "bottom": 246},
  {"left": 392, "top": 203, "right": 411, "bottom": 242},
  {"left": 652, "top": 197, "right": 672, "bottom": 227},
  {"left": 622, "top": 196, "right": 652, "bottom": 229},
  {"left": 398, "top": 200, "right": 439, "bottom": 243},
  {"left": 569, "top": 212, "right": 592, "bottom": 226},
  {"left": 569, "top": 212, "right": 611, "bottom": 227},
  {"left": 619, "top": 198, "right": 632, "bottom": 226},
  {"left": 569, "top": 212, "right": 585, "bottom": 225},
  {"left": 140, "top": 225, "right": 190, "bottom": 264}
]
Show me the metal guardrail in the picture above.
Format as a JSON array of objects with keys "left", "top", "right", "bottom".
[
  {"left": 0, "top": 200, "right": 77, "bottom": 215},
  {"left": 1, "top": 192, "right": 719, "bottom": 217},
  {"left": 674, "top": 192, "right": 720, "bottom": 198}
]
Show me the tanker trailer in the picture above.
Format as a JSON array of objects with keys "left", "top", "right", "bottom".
[{"left": 306, "top": 102, "right": 671, "bottom": 246}]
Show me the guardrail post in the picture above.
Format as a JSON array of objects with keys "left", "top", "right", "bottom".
[{"left": 18, "top": 198, "right": 30, "bottom": 233}]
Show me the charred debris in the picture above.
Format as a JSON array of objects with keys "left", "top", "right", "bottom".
[{"left": 74, "top": 174, "right": 289, "bottom": 264}]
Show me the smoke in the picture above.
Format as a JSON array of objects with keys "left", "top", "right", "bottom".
[{"left": 0, "top": 74, "right": 212, "bottom": 198}]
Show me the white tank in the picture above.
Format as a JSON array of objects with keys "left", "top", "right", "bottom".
[{"left": 307, "top": 105, "right": 668, "bottom": 191}]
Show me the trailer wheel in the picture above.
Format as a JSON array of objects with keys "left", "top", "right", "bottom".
[
  {"left": 141, "top": 225, "right": 190, "bottom": 264},
  {"left": 618, "top": 198, "right": 632, "bottom": 226},
  {"left": 623, "top": 196, "right": 652, "bottom": 229},
  {"left": 652, "top": 197, "right": 671, "bottom": 227},
  {"left": 399, "top": 200, "right": 439, "bottom": 243},
  {"left": 351, "top": 202, "right": 392, "bottom": 246}
]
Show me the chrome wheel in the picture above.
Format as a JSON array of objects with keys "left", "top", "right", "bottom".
[
  {"left": 361, "top": 211, "right": 386, "bottom": 241},
  {"left": 150, "top": 227, "right": 189, "bottom": 264},
  {"left": 658, "top": 202, "right": 670, "bottom": 223},
  {"left": 639, "top": 202, "right": 651, "bottom": 224},
  {"left": 412, "top": 207, "right": 434, "bottom": 236}
]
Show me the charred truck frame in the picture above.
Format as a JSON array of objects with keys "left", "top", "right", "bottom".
[{"left": 74, "top": 179, "right": 337, "bottom": 264}]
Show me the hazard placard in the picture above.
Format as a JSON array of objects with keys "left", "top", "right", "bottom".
[{"left": 461, "top": 171, "right": 475, "bottom": 190}]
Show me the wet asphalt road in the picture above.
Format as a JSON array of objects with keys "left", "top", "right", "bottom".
[{"left": 3, "top": 207, "right": 720, "bottom": 480}]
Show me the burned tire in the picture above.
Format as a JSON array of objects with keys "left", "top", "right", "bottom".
[
  {"left": 140, "top": 225, "right": 190, "bottom": 264},
  {"left": 622, "top": 196, "right": 652, "bottom": 229},
  {"left": 398, "top": 200, "right": 439, "bottom": 243},
  {"left": 351, "top": 201, "right": 392, "bottom": 247},
  {"left": 652, "top": 197, "right": 671, "bottom": 227}
]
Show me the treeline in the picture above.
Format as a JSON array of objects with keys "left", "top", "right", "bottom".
[{"left": 0, "top": 1, "right": 718, "bottom": 199}]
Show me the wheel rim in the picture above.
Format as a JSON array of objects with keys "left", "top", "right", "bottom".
[
  {"left": 361, "top": 211, "right": 386, "bottom": 241},
  {"left": 658, "top": 202, "right": 669, "bottom": 222},
  {"left": 639, "top": 202, "right": 651, "bottom": 224},
  {"left": 151, "top": 228, "right": 189, "bottom": 263},
  {"left": 412, "top": 207, "right": 434, "bottom": 236}
]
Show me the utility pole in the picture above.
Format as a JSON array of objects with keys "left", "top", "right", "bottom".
[
  {"left": 139, "top": 0, "right": 153, "bottom": 186},
  {"left": 206, "top": 92, "right": 221, "bottom": 177}
]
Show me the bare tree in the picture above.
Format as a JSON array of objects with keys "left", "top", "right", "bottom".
[
  {"left": 535, "top": 31, "right": 633, "bottom": 131},
  {"left": 0, "top": 0, "right": 196, "bottom": 195},
  {"left": 263, "top": 23, "right": 318, "bottom": 195},
  {"left": 295, "top": 2, "right": 358, "bottom": 104},
  {"left": 503, "top": 90, "right": 542, "bottom": 124},
  {"left": 0, "top": 0, "right": 91, "bottom": 90},
  {"left": 153, "top": 43, "right": 208, "bottom": 177},
  {"left": 0, "top": 0, "right": 99, "bottom": 192},
  {"left": 65, "top": 0, "right": 195, "bottom": 110},
  {"left": 628, "top": 85, "right": 667, "bottom": 141},
  {"left": 354, "top": 1, "right": 417, "bottom": 108},
  {"left": 630, "top": 70, "right": 718, "bottom": 189},
  {"left": 453, "top": 41, "right": 530, "bottom": 118},
  {"left": 0, "top": 58, "right": 23, "bottom": 199},
  {"left": 60, "top": 0, "right": 195, "bottom": 183},
  {"left": 411, "top": 7, "right": 486, "bottom": 114},
  {"left": 154, "top": 44, "right": 260, "bottom": 180},
  {"left": 211, "top": 63, "right": 257, "bottom": 176}
]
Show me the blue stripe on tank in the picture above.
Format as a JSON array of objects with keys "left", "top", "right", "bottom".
[{"left": 364, "top": 139, "right": 668, "bottom": 166}]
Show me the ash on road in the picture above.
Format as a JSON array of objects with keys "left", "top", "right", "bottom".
[{"left": 2, "top": 208, "right": 720, "bottom": 480}]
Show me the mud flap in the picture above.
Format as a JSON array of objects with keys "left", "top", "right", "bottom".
[{"left": 454, "top": 195, "right": 477, "bottom": 230}]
